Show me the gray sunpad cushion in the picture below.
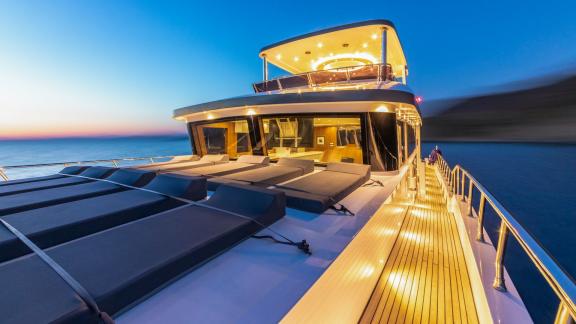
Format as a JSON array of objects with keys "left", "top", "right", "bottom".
[
  {"left": 0, "top": 190, "right": 183, "bottom": 263},
  {"left": 278, "top": 162, "right": 371, "bottom": 213},
  {"left": 172, "top": 162, "right": 266, "bottom": 177},
  {"left": 207, "top": 165, "right": 307, "bottom": 191},
  {"left": 0, "top": 177, "right": 90, "bottom": 197},
  {"left": 0, "top": 183, "right": 285, "bottom": 323},
  {"left": 0, "top": 168, "right": 155, "bottom": 216},
  {"left": 0, "top": 166, "right": 120, "bottom": 197},
  {"left": 0, "top": 174, "right": 206, "bottom": 263},
  {"left": 0, "top": 166, "right": 88, "bottom": 187},
  {"left": 0, "top": 182, "right": 124, "bottom": 216}
]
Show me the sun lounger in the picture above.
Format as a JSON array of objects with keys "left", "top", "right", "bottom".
[
  {"left": 0, "top": 165, "right": 88, "bottom": 187},
  {"left": 0, "top": 183, "right": 285, "bottom": 324},
  {"left": 169, "top": 155, "right": 270, "bottom": 177},
  {"left": 207, "top": 157, "right": 314, "bottom": 190},
  {"left": 0, "top": 168, "right": 155, "bottom": 216},
  {"left": 131, "top": 154, "right": 200, "bottom": 169},
  {"left": 0, "top": 174, "right": 206, "bottom": 263},
  {"left": 0, "top": 166, "right": 117, "bottom": 197},
  {"left": 276, "top": 162, "right": 371, "bottom": 213},
  {"left": 139, "top": 154, "right": 229, "bottom": 172}
]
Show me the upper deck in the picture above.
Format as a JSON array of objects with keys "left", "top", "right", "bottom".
[{"left": 255, "top": 20, "right": 408, "bottom": 93}]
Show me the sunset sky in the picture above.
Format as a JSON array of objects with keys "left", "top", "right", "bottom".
[{"left": 1, "top": 0, "right": 575, "bottom": 139}]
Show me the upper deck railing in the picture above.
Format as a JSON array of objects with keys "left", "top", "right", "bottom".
[
  {"left": 0, "top": 155, "right": 177, "bottom": 181},
  {"left": 253, "top": 63, "right": 394, "bottom": 93},
  {"left": 435, "top": 155, "right": 576, "bottom": 323}
]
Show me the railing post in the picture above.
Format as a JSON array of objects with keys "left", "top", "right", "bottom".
[
  {"left": 0, "top": 168, "right": 8, "bottom": 181},
  {"left": 554, "top": 302, "right": 576, "bottom": 324},
  {"left": 467, "top": 180, "right": 473, "bottom": 216},
  {"left": 493, "top": 221, "right": 509, "bottom": 292},
  {"left": 460, "top": 170, "right": 465, "bottom": 201},
  {"left": 112, "top": 160, "right": 119, "bottom": 167},
  {"left": 476, "top": 194, "right": 487, "bottom": 242},
  {"left": 149, "top": 158, "right": 155, "bottom": 163}
]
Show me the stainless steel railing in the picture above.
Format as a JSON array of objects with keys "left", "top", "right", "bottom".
[
  {"left": 0, "top": 155, "right": 178, "bottom": 181},
  {"left": 435, "top": 155, "right": 576, "bottom": 324},
  {"left": 253, "top": 63, "right": 394, "bottom": 93}
]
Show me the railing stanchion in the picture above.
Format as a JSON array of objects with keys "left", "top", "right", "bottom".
[
  {"left": 476, "top": 194, "right": 487, "bottom": 242},
  {"left": 554, "top": 302, "right": 576, "bottom": 324},
  {"left": 467, "top": 180, "right": 473, "bottom": 216},
  {"left": 0, "top": 168, "right": 9, "bottom": 181},
  {"left": 460, "top": 169, "right": 465, "bottom": 201},
  {"left": 493, "top": 221, "right": 509, "bottom": 292}
]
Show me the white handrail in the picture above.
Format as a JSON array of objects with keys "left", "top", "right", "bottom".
[
  {"left": 0, "top": 155, "right": 178, "bottom": 181},
  {"left": 435, "top": 155, "right": 576, "bottom": 323}
]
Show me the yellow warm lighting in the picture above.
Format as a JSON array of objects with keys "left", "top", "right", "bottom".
[
  {"left": 387, "top": 271, "right": 407, "bottom": 290},
  {"left": 206, "top": 113, "right": 215, "bottom": 120},
  {"left": 375, "top": 105, "right": 389, "bottom": 112},
  {"left": 311, "top": 52, "right": 378, "bottom": 71},
  {"left": 246, "top": 109, "right": 256, "bottom": 116},
  {"left": 275, "top": 54, "right": 282, "bottom": 60},
  {"left": 359, "top": 265, "right": 375, "bottom": 279},
  {"left": 259, "top": 22, "right": 407, "bottom": 75},
  {"left": 401, "top": 231, "right": 422, "bottom": 243},
  {"left": 293, "top": 56, "right": 299, "bottom": 62}
]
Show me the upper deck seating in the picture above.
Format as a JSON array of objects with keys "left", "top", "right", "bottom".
[
  {"left": 142, "top": 154, "right": 229, "bottom": 172},
  {"left": 276, "top": 162, "right": 371, "bottom": 213},
  {"left": 132, "top": 154, "right": 200, "bottom": 170},
  {"left": 0, "top": 167, "right": 156, "bottom": 216},
  {"left": 0, "top": 165, "right": 88, "bottom": 187},
  {"left": 0, "top": 183, "right": 285, "bottom": 324},
  {"left": 0, "top": 174, "right": 206, "bottom": 263},
  {"left": 0, "top": 166, "right": 117, "bottom": 197},
  {"left": 169, "top": 155, "right": 270, "bottom": 177},
  {"left": 207, "top": 157, "right": 314, "bottom": 191}
]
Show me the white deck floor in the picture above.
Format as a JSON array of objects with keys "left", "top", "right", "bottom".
[{"left": 117, "top": 173, "right": 402, "bottom": 324}]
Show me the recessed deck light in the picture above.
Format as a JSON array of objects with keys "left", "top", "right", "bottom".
[
  {"left": 371, "top": 33, "right": 378, "bottom": 40},
  {"left": 317, "top": 42, "right": 323, "bottom": 48},
  {"left": 293, "top": 56, "right": 299, "bottom": 62},
  {"left": 275, "top": 54, "right": 282, "bottom": 60},
  {"left": 363, "top": 43, "right": 368, "bottom": 48}
]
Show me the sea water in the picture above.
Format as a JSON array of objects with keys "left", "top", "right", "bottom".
[
  {"left": 424, "top": 142, "right": 576, "bottom": 323},
  {"left": 0, "top": 136, "right": 190, "bottom": 179}
]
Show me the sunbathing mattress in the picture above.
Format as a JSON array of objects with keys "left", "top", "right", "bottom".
[
  {"left": 141, "top": 154, "right": 229, "bottom": 172},
  {"left": 0, "top": 168, "right": 154, "bottom": 216},
  {"left": 278, "top": 162, "right": 371, "bottom": 213},
  {"left": 0, "top": 166, "right": 117, "bottom": 197},
  {"left": 0, "top": 165, "right": 88, "bottom": 187},
  {"left": 207, "top": 157, "right": 314, "bottom": 190},
  {"left": 0, "top": 174, "right": 206, "bottom": 263},
  {"left": 172, "top": 155, "right": 270, "bottom": 177},
  {"left": 0, "top": 183, "right": 285, "bottom": 324}
]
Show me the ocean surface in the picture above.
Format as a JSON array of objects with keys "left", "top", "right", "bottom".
[
  {"left": 0, "top": 136, "right": 191, "bottom": 179},
  {"left": 423, "top": 142, "right": 576, "bottom": 323},
  {"left": 0, "top": 137, "right": 573, "bottom": 322}
]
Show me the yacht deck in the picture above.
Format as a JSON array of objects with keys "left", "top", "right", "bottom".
[{"left": 359, "top": 166, "right": 478, "bottom": 323}]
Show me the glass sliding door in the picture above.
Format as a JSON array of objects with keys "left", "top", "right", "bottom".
[
  {"left": 262, "top": 115, "right": 363, "bottom": 163},
  {"left": 190, "top": 119, "right": 252, "bottom": 159}
]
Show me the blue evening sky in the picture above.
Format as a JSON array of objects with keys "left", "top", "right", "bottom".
[{"left": 1, "top": 0, "right": 575, "bottom": 137}]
